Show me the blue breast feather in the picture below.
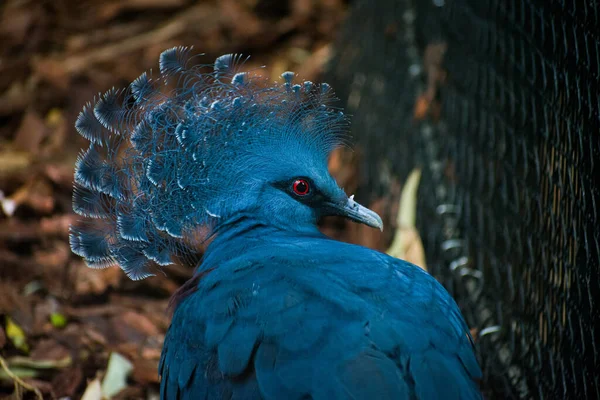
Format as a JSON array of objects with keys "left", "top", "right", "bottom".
[{"left": 159, "top": 229, "right": 482, "bottom": 400}]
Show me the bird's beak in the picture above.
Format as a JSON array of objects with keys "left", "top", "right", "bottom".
[{"left": 326, "top": 195, "right": 384, "bottom": 231}]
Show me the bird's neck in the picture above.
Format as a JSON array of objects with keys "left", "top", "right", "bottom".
[
  {"left": 169, "top": 215, "right": 329, "bottom": 309},
  {"left": 200, "top": 215, "right": 323, "bottom": 270}
]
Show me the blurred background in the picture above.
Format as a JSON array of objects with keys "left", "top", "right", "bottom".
[{"left": 1, "top": 0, "right": 598, "bottom": 399}]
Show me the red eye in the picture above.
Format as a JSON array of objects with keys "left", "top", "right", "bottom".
[{"left": 292, "top": 179, "right": 310, "bottom": 196}]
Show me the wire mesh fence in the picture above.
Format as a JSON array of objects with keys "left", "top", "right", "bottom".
[{"left": 327, "top": 0, "right": 600, "bottom": 398}]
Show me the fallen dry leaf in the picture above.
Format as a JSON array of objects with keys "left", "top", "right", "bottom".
[
  {"left": 13, "top": 110, "right": 48, "bottom": 154},
  {"left": 5, "top": 177, "right": 55, "bottom": 216},
  {"left": 81, "top": 377, "right": 102, "bottom": 400},
  {"left": 386, "top": 169, "right": 427, "bottom": 271},
  {"left": 4, "top": 316, "right": 29, "bottom": 353},
  {"left": 29, "top": 339, "right": 70, "bottom": 365},
  {"left": 0, "top": 326, "right": 6, "bottom": 349},
  {"left": 0, "top": 150, "right": 31, "bottom": 179},
  {"left": 51, "top": 366, "right": 84, "bottom": 398},
  {"left": 101, "top": 352, "right": 133, "bottom": 399},
  {"left": 74, "top": 262, "right": 122, "bottom": 295},
  {"left": 117, "top": 311, "right": 161, "bottom": 338},
  {"left": 131, "top": 358, "right": 160, "bottom": 384}
]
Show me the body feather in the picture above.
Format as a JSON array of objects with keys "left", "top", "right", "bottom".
[
  {"left": 71, "top": 47, "right": 482, "bottom": 399},
  {"left": 161, "top": 223, "right": 482, "bottom": 399}
]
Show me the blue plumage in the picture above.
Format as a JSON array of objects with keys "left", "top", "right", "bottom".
[{"left": 71, "top": 47, "right": 482, "bottom": 399}]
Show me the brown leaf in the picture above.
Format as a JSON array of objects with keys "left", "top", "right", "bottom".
[
  {"left": 112, "top": 311, "right": 160, "bottom": 342},
  {"left": 39, "top": 215, "right": 75, "bottom": 238},
  {"left": 295, "top": 44, "right": 331, "bottom": 83},
  {"left": 0, "top": 220, "right": 49, "bottom": 242},
  {"left": 29, "top": 339, "right": 70, "bottom": 363},
  {"left": 74, "top": 263, "right": 122, "bottom": 295},
  {"left": 34, "top": 241, "right": 71, "bottom": 271},
  {"left": 19, "top": 378, "right": 54, "bottom": 396},
  {"left": 112, "top": 386, "right": 145, "bottom": 400},
  {"left": 0, "top": 283, "right": 29, "bottom": 315},
  {"left": 121, "top": 0, "right": 187, "bottom": 9},
  {"left": 131, "top": 358, "right": 160, "bottom": 384},
  {"left": 31, "top": 58, "right": 70, "bottom": 90},
  {"left": 0, "top": 325, "right": 6, "bottom": 349},
  {"left": 7, "top": 178, "right": 55, "bottom": 216},
  {"left": 13, "top": 110, "right": 48, "bottom": 154},
  {"left": 41, "top": 109, "right": 69, "bottom": 156},
  {"left": 221, "top": 0, "right": 264, "bottom": 42},
  {"left": 51, "top": 367, "right": 84, "bottom": 398},
  {"left": 0, "top": 81, "right": 32, "bottom": 116},
  {"left": 115, "top": 342, "right": 142, "bottom": 360},
  {"left": 82, "top": 325, "right": 108, "bottom": 347},
  {"left": 43, "top": 163, "right": 76, "bottom": 189},
  {"left": 97, "top": 0, "right": 187, "bottom": 22},
  {"left": 141, "top": 347, "right": 162, "bottom": 361},
  {"left": 31, "top": 302, "right": 54, "bottom": 336},
  {"left": 0, "top": 150, "right": 31, "bottom": 180},
  {"left": 291, "top": 0, "right": 313, "bottom": 25},
  {"left": 0, "top": 3, "right": 39, "bottom": 43}
]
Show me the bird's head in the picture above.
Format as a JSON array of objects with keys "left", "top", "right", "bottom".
[
  {"left": 155, "top": 63, "right": 384, "bottom": 235},
  {"left": 72, "top": 48, "right": 382, "bottom": 279},
  {"left": 102, "top": 49, "right": 382, "bottom": 237},
  {"left": 245, "top": 133, "right": 382, "bottom": 234}
]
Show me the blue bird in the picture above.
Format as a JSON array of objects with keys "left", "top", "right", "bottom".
[{"left": 70, "top": 47, "right": 482, "bottom": 399}]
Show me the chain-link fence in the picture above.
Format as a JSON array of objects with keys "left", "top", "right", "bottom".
[{"left": 327, "top": 0, "right": 600, "bottom": 398}]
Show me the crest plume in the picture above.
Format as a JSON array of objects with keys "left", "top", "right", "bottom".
[{"left": 70, "top": 47, "right": 348, "bottom": 280}]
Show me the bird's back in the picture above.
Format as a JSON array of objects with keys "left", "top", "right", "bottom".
[{"left": 160, "top": 226, "right": 482, "bottom": 400}]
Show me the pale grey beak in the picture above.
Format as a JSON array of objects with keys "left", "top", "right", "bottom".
[{"left": 325, "top": 195, "right": 384, "bottom": 231}]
